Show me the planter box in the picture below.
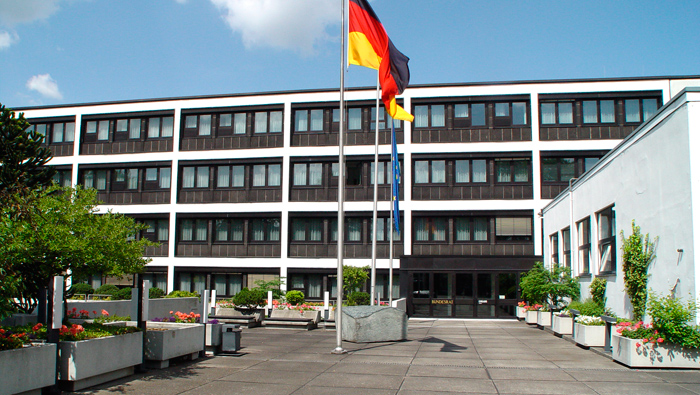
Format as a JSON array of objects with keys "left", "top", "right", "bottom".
[
  {"left": 516, "top": 306, "right": 526, "bottom": 319},
  {"left": 573, "top": 323, "right": 605, "bottom": 347},
  {"left": 525, "top": 310, "right": 538, "bottom": 324},
  {"left": 0, "top": 343, "right": 57, "bottom": 395},
  {"left": 537, "top": 311, "right": 552, "bottom": 327},
  {"left": 612, "top": 334, "right": 700, "bottom": 368},
  {"left": 212, "top": 307, "right": 262, "bottom": 328},
  {"left": 264, "top": 309, "right": 321, "bottom": 330},
  {"left": 59, "top": 331, "right": 143, "bottom": 391},
  {"left": 552, "top": 315, "right": 573, "bottom": 336},
  {"left": 145, "top": 322, "right": 204, "bottom": 368}
]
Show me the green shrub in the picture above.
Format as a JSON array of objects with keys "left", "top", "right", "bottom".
[
  {"left": 166, "top": 290, "right": 200, "bottom": 299},
  {"left": 70, "top": 283, "right": 94, "bottom": 296},
  {"left": 149, "top": 287, "right": 165, "bottom": 299},
  {"left": 231, "top": 288, "right": 266, "bottom": 307},
  {"left": 590, "top": 277, "right": 607, "bottom": 307},
  {"left": 347, "top": 291, "right": 370, "bottom": 306},
  {"left": 285, "top": 290, "right": 305, "bottom": 305},
  {"left": 253, "top": 278, "right": 285, "bottom": 299},
  {"left": 114, "top": 287, "right": 133, "bottom": 300},
  {"left": 647, "top": 292, "right": 700, "bottom": 349},
  {"left": 95, "top": 284, "right": 119, "bottom": 298},
  {"left": 568, "top": 299, "right": 605, "bottom": 317}
]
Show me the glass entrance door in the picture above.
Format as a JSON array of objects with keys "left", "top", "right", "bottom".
[{"left": 475, "top": 273, "right": 496, "bottom": 318}]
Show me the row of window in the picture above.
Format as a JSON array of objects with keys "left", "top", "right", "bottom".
[
  {"left": 83, "top": 116, "right": 174, "bottom": 142},
  {"left": 414, "top": 102, "right": 528, "bottom": 129},
  {"left": 414, "top": 158, "right": 530, "bottom": 184},
  {"left": 183, "top": 110, "right": 283, "bottom": 137},
  {"left": 540, "top": 98, "right": 658, "bottom": 126},
  {"left": 28, "top": 122, "right": 76, "bottom": 144},
  {"left": 82, "top": 167, "right": 171, "bottom": 191},
  {"left": 551, "top": 206, "right": 615, "bottom": 275}
]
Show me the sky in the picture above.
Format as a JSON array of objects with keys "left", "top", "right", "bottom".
[{"left": 1, "top": 0, "right": 699, "bottom": 108}]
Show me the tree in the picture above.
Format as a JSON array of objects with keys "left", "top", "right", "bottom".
[
  {"left": 343, "top": 265, "right": 369, "bottom": 294},
  {"left": 621, "top": 220, "right": 656, "bottom": 321},
  {"left": 0, "top": 185, "right": 156, "bottom": 313},
  {"left": 520, "top": 262, "right": 579, "bottom": 308},
  {"left": 0, "top": 104, "right": 55, "bottom": 202}
]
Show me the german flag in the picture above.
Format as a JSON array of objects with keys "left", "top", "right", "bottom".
[{"left": 348, "top": 0, "right": 413, "bottom": 122}]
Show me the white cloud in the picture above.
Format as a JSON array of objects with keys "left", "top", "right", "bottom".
[
  {"left": 0, "top": 0, "right": 61, "bottom": 26},
  {"left": 26, "top": 74, "right": 63, "bottom": 100},
  {"left": 0, "top": 30, "right": 17, "bottom": 50},
  {"left": 210, "top": 0, "right": 339, "bottom": 55}
]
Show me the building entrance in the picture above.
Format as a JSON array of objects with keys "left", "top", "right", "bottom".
[{"left": 409, "top": 272, "right": 519, "bottom": 318}]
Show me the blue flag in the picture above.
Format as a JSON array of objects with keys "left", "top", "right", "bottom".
[{"left": 391, "top": 120, "right": 400, "bottom": 234}]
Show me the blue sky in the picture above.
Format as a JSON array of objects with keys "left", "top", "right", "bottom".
[{"left": 1, "top": 0, "right": 699, "bottom": 108}]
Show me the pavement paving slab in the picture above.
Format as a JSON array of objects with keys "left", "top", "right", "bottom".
[{"left": 70, "top": 318, "right": 700, "bottom": 395}]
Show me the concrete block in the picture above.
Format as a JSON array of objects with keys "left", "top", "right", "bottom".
[{"left": 341, "top": 306, "right": 407, "bottom": 343}]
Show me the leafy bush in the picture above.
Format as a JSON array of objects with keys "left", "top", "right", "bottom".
[
  {"left": 114, "top": 287, "right": 133, "bottom": 300},
  {"left": 647, "top": 292, "right": 700, "bottom": 349},
  {"left": 166, "top": 290, "right": 200, "bottom": 299},
  {"left": 347, "top": 291, "right": 370, "bottom": 306},
  {"left": 568, "top": 299, "right": 606, "bottom": 317},
  {"left": 95, "top": 284, "right": 120, "bottom": 298},
  {"left": 285, "top": 290, "right": 305, "bottom": 305},
  {"left": 343, "top": 265, "right": 369, "bottom": 293},
  {"left": 253, "top": 278, "right": 285, "bottom": 299},
  {"left": 231, "top": 288, "right": 266, "bottom": 308},
  {"left": 149, "top": 287, "right": 165, "bottom": 299},
  {"left": 520, "top": 262, "right": 579, "bottom": 308},
  {"left": 70, "top": 283, "right": 94, "bottom": 296},
  {"left": 590, "top": 277, "right": 607, "bottom": 307},
  {"left": 621, "top": 220, "right": 656, "bottom": 320}
]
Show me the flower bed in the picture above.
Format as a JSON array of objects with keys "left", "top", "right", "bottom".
[
  {"left": 0, "top": 342, "right": 57, "bottom": 394},
  {"left": 144, "top": 321, "right": 204, "bottom": 368},
  {"left": 573, "top": 316, "right": 605, "bottom": 347},
  {"left": 58, "top": 323, "right": 142, "bottom": 391},
  {"left": 552, "top": 311, "right": 573, "bottom": 336},
  {"left": 611, "top": 333, "right": 700, "bottom": 368},
  {"left": 537, "top": 310, "right": 551, "bottom": 327}
]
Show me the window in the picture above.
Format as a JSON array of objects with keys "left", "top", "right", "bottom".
[
  {"left": 454, "top": 217, "right": 488, "bottom": 242},
  {"left": 212, "top": 273, "right": 243, "bottom": 297},
  {"left": 49, "top": 122, "right": 75, "bottom": 143},
  {"left": 495, "top": 102, "right": 527, "bottom": 126},
  {"left": 143, "top": 167, "right": 171, "bottom": 189},
  {"left": 217, "top": 165, "right": 245, "bottom": 188},
  {"left": 148, "top": 117, "right": 174, "bottom": 138},
  {"left": 582, "top": 100, "right": 615, "bottom": 124},
  {"left": 214, "top": 219, "right": 244, "bottom": 242},
  {"left": 370, "top": 109, "right": 401, "bottom": 130},
  {"left": 82, "top": 170, "right": 107, "bottom": 190},
  {"left": 182, "top": 166, "right": 209, "bottom": 188},
  {"left": 452, "top": 103, "right": 487, "bottom": 127},
  {"left": 294, "top": 109, "right": 324, "bottom": 132},
  {"left": 85, "top": 120, "right": 110, "bottom": 141},
  {"left": 550, "top": 233, "right": 559, "bottom": 265},
  {"left": 253, "top": 164, "right": 281, "bottom": 187},
  {"left": 414, "top": 160, "right": 445, "bottom": 184},
  {"left": 52, "top": 170, "right": 72, "bottom": 187},
  {"left": 624, "top": 98, "right": 659, "bottom": 123},
  {"left": 347, "top": 108, "right": 362, "bottom": 130},
  {"left": 414, "top": 217, "right": 447, "bottom": 242},
  {"left": 250, "top": 218, "right": 280, "bottom": 242},
  {"left": 254, "top": 111, "right": 283, "bottom": 134},
  {"left": 598, "top": 206, "right": 615, "bottom": 273},
  {"left": 369, "top": 217, "right": 401, "bottom": 242},
  {"left": 577, "top": 217, "right": 591, "bottom": 274},
  {"left": 496, "top": 217, "right": 532, "bottom": 241},
  {"left": 346, "top": 218, "right": 363, "bottom": 242},
  {"left": 293, "top": 163, "right": 323, "bottom": 186},
  {"left": 455, "top": 159, "right": 487, "bottom": 183},
  {"left": 495, "top": 159, "right": 529, "bottom": 182},
  {"left": 142, "top": 219, "right": 169, "bottom": 242},
  {"left": 414, "top": 105, "right": 445, "bottom": 128},
  {"left": 370, "top": 161, "right": 389, "bottom": 185},
  {"left": 562, "top": 227, "right": 571, "bottom": 269},
  {"left": 180, "top": 219, "right": 208, "bottom": 242},
  {"left": 540, "top": 102, "right": 573, "bottom": 125},
  {"left": 291, "top": 218, "right": 323, "bottom": 242},
  {"left": 542, "top": 158, "right": 576, "bottom": 182}
]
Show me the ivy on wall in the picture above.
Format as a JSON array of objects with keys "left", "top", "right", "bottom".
[{"left": 621, "top": 220, "right": 656, "bottom": 321}]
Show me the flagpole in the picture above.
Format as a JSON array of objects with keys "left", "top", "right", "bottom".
[
  {"left": 370, "top": 73, "right": 380, "bottom": 306},
  {"left": 333, "top": 0, "right": 347, "bottom": 355},
  {"left": 389, "top": 192, "right": 394, "bottom": 305}
]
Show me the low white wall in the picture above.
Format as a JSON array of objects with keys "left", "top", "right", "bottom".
[{"left": 67, "top": 297, "right": 200, "bottom": 320}]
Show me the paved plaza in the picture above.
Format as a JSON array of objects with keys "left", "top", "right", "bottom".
[{"left": 74, "top": 319, "right": 700, "bottom": 395}]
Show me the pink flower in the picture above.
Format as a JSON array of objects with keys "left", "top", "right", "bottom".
[
  {"left": 635, "top": 342, "right": 642, "bottom": 347},
  {"left": 657, "top": 338, "right": 664, "bottom": 343},
  {"left": 101, "top": 309, "right": 109, "bottom": 316}
]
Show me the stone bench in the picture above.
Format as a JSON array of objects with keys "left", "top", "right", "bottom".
[
  {"left": 211, "top": 307, "right": 262, "bottom": 328},
  {"left": 263, "top": 310, "right": 320, "bottom": 330}
]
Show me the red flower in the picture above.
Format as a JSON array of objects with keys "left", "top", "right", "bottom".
[
  {"left": 101, "top": 309, "right": 109, "bottom": 316},
  {"left": 635, "top": 342, "right": 642, "bottom": 347},
  {"left": 32, "top": 323, "right": 43, "bottom": 332},
  {"left": 657, "top": 338, "right": 664, "bottom": 343}
]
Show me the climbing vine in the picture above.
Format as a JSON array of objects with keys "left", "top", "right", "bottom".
[{"left": 621, "top": 220, "right": 656, "bottom": 321}]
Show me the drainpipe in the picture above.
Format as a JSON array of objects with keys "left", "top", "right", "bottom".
[{"left": 569, "top": 178, "right": 577, "bottom": 276}]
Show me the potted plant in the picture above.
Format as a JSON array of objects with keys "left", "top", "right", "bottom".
[
  {"left": 524, "top": 304, "right": 542, "bottom": 324},
  {"left": 229, "top": 288, "right": 266, "bottom": 315},
  {"left": 536, "top": 305, "right": 551, "bottom": 328},
  {"left": 145, "top": 311, "right": 204, "bottom": 368},
  {"left": 551, "top": 309, "right": 573, "bottom": 336},
  {"left": 573, "top": 315, "right": 605, "bottom": 347},
  {"left": 516, "top": 301, "right": 527, "bottom": 320},
  {"left": 0, "top": 323, "right": 57, "bottom": 394},
  {"left": 612, "top": 292, "right": 700, "bottom": 368},
  {"left": 520, "top": 262, "right": 579, "bottom": 327}
]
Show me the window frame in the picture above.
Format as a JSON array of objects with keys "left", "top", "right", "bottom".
[
  {"left": 597, "top": 206, "right": 616, "bottom": 274},
  {"left": 577, "top": 217, "right": 591, "bottom": 275}
]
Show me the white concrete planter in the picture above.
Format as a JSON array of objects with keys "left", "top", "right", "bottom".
[
  {"left": 0, "top": 343, "right": 57, "bottom": 395},
  {"left": 573, "top": 323, "right": 605, "bottom": 347},
  {"left": 525, "top": 310, "right": 538, "bottom": 324},
  {"left": 206, "top": 323, "right": 223, "bottom": 348},
  {"left": 536, "top": 311, "right": 551, "bottom": 327},
  {"left": 145, "top": 322, "right": 204, "bottom": 368},
  {"left": 552, "top": 315, "right": 573, "bottom": 336},
  {"left": 612, "top": 334, "right": 700, "bottom": 368},
  {"left": 59, "top": 331, "right": 143, "bottom": 391},
  {"left": 515, "top": 306, "right": 526, "bottom": 319}
]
